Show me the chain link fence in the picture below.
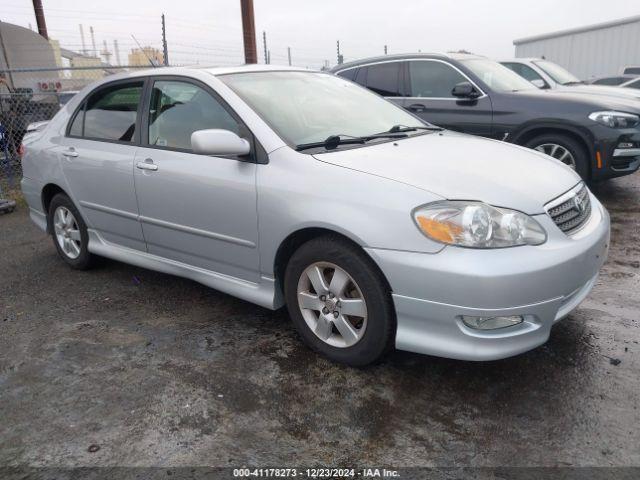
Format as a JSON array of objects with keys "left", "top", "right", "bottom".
[{"left": 0, "top": 66, "right": 146, "bottom": 198}]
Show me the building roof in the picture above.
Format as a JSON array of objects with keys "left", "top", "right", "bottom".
[
  {"left": 59, "top": 47, "right": 102, "bottom": 61},
  {"left": 514, "top": 15, "right": 640, "bottom": 45}
]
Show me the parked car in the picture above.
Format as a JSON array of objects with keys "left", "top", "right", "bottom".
[
  {"left": 21, "top": 66, "right": 610, "bottom": 365},
  {"left": 500, "top": 58, "right": 640, "bottom": 100},
  {"left": 621, "top": 66, "right": 640, "bottom": 75},
  {"left": 589, "top": 75, "right": 638, "bottom": 86},
  {"left": 332, "top": 53, "right": 640, "bottom": 181}
]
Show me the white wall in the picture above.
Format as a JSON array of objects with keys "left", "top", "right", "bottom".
[{"left": 515, "top": 19, "right": 640, "bottom": 80}]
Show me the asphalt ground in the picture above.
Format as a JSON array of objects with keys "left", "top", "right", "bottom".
[{"left": 1, "top": 174, "right": 639, "bottom": 473}]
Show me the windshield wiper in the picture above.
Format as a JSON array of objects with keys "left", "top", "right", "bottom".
[
  {"left": 296, "top": 132, "right": 407, "bottom": 152},
  {"left": 563, "top": 81, "right": 585, "bottom": 86},
  {"left": 388, "top": 124, "right": 443, "bottom": 133}
]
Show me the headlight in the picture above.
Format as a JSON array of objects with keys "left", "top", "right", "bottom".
[
  {"left": 413, "top": 201, "right": 547, "bottom": 248},
  {"left": 588, "top": 111, "right": 640, "bottom": 128}
]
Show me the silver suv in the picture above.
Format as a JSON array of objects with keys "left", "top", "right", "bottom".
[{"left": 20, "top": 66, "right": 610, "bottom": 365}]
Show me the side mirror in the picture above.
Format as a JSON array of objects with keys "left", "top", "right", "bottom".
[
  {"left": 451, "top": 82, "right": 481, "bottom": 99},
  {"left": 531, "top": 78, "right": 548, "bottom": 89},
  {"left": 191, "top": 129, "right": 251, "bottom": 156}
]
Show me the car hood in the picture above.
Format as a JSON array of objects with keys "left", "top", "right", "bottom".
[
  {"left": 313, "top": 131, "right": 581, "bottom": 214},
  {"left": 509, "top": 88, "right": 640, "bottom": 112},
  {"left": 560, "top": 84, "right": 640, "bottom": 101}
]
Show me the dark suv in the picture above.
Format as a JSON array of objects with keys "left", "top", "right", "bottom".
[{"left": 332, "top": 53, "right": 640, "bottom": 181}]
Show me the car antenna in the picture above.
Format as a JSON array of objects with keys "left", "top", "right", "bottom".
[{"left": 131, "top": 34, "right": 157, "bottom": 67}]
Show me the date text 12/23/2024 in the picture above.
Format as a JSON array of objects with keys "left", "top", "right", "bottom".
[{"left": 233, "top": 468, "right": 400, "bottom": 478}]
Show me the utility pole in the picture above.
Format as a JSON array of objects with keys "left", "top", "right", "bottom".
[
  {"left": 337, "top": 40, "right": 343, "bottom": 65},
  {"left": 384, "top": 45, "right": 388, "bottom": 55},
  {"left": 32, "top": 0, "right": 48, "bottom": 39},
  {"left": 287, "top": 47, "right": 291, "bottom": 66},
  {"left": 113, "top": 39, "right": 121, "bottom": 66},
  {"left": 101, "top": 40, "right": 112, "bottom": 64},
  {"left": 240, "top": 0, "right": 258, "bottom": 64},
  {"left": 79, "top": 24, "right": 87, "bottom": 55},
  {"left": 0, "top": 22, "right": 16, "bottom": 88},
  {"left": 90, "top": 26, "right": 97, "bottom": 57},
  {"left": 161, "top": 14, "right": 169, "bottom": 66},
  {"left": 262, "top": 31, "right": 268, "bottom": 64}
]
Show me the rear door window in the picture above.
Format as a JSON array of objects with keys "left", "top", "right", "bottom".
[
  {"left": 82, "top": 82, "right": 143, "bottom": 142},
  {"left": 365, "top": 62, "right": 402, "bottom": 96},
  {"left": 336, "top": 68, "right": 357, "bottom": 81}
]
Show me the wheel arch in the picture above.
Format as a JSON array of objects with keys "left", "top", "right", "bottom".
[
  {"left": 510, "top": 122, "right": 594, "bottom": 160},
  {"left": 41, "top": 183, "right": 69, "bottom": 232},
  {"left": 273, "top": 227, "right": 392, "bottom": 297}
]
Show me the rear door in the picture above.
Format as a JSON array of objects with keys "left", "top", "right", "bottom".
[
  {"left": 404, "top": 59, "right": 493, "bottom": 136},
  {"left": 132, "top": 77, "right": 260, "bottom": 282},
  {"left": 60, "top": 79, "right": 146, "bottom": 251}
]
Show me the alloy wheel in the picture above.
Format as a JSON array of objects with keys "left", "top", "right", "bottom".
[
  {"left": 296, "top": 262, "right": 368, "bottom": 348},
  {"left": 534, "top": 143, "right": 576, "bottom": 169},
  {"left": 53, "top": 206, "right": 82, "bottom": 259}
]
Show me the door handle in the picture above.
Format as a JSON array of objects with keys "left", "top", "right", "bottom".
[
  {"left": 136, "top": 159, "right": 158, "bottom": 171},
  {"left": 408, "top": 103, "right": 427, "bottom": 113},
  {"left": 62, "top": 148, "right": 79, "bottom": 158}
]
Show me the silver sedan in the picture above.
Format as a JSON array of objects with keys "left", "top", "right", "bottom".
[{"left": 20, "top": 65, "right": 609, "bottom": 365}]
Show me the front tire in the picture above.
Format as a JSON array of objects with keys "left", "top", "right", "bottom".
[
  {"left": 284, "top": 235, "right": 395, "bottom": 366},
  {"left": 48, "top": 193, "right": 95, "bottom": 270},
  {"left": 525, "top": 134, "right": 589, "bottom": 180}
]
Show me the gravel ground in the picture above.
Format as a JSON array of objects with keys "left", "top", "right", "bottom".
[{"left": 0, "top": 174, "right": 639, "bottom": 471}]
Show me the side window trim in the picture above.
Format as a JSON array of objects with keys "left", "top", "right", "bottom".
[
  {"left": 404, "top": 59, "right": 487, "bottom": 101},
  {"left": 65, "top": 77, "right": 147, "bottom": 146},
  {"left": 140, "top": 75, "right": 264, "bottom": 163},
  {"left": 66, "top": 99, "right": 86, "bottom": 137}
]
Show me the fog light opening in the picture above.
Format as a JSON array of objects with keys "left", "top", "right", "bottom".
[{"left": 460, "top": 315, "right": 524, "bottom": 330}]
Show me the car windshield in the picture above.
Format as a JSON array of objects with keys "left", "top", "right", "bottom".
[
  {"left": 459, "top": 59, "right": 536, "bottom": 93},
  {"left": 533, "top": 60, "right": 581, "bottom": 85},
  {"left": 220, "top": 71, "right": 427, "bottom": 148}
]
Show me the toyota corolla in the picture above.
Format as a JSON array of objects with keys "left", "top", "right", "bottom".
[{"left": 20, "top": 65, "right": 610, "bottom": 365}]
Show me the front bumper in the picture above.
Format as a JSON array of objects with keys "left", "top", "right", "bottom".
[
  {"left": 366, "top": 193, "right": 610, "bottom": 361},
  {"left": 593, "top": 127, "right": 640, "bottom": 181}
]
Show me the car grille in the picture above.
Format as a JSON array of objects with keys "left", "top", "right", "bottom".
[{"left": 546, "top": 184, "right": 592, "bottom": 234}]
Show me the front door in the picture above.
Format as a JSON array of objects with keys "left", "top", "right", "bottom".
[
  {"left": 404, "top": 60, "right": 493, "bottom": 136},
  {"left": 133, "top": 78, "right": 260, "bottom": 282},
  {"left": 60, "top": 80, "right": 146, "bottom": 251}
]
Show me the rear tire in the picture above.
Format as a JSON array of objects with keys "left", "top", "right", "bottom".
[
  {"left": 284, "top": 235, "right": 395, "bottom": 366},
  {"left": 525, "top": 133, "right": 590, "bottom": 180},
  {"left": 48, "top": 193, "right": 95, "bottom": 270}
]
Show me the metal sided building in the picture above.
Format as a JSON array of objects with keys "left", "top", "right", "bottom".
[{"left": 513, "top": 15, "right": 640, "bottom": 80}]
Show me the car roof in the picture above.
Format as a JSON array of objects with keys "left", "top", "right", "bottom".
[
  {"left": 330, "top": 52, "right": 485, "bottom": 72},
  {"left": 84, "top": 64, "right": 313, "bottom": 84},
  {"left": 499, "top": 58, "right": 543, "bottom": 63}
]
